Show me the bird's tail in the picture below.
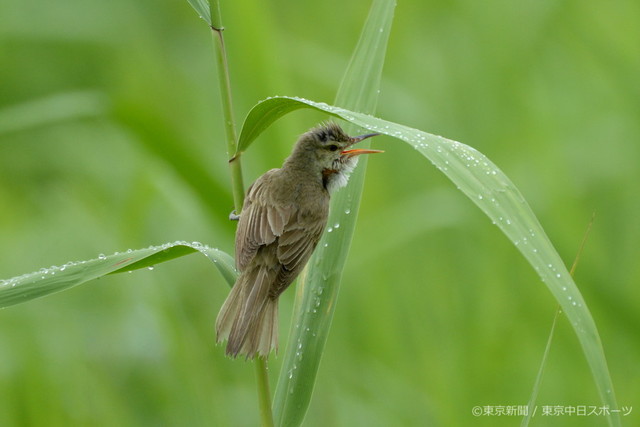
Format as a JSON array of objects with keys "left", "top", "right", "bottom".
[{"left": 215, "top": 267, "right": 278, "bottom": 359}]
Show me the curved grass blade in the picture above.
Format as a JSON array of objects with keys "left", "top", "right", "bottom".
[
  {"left": 0, "top": 91, "right": 107, "bottom": 136},
  {"left": 0, "top": 241, "right": 236, "bottom": 309},
  {"left": 237, "top": 96, "right": 620, "bottom": 427},
  {"left": 271, "top": 1, "right": 396, "bottom": 425},
  {"left": 186, "top": 0, "right": 211, "bottom": 25}
]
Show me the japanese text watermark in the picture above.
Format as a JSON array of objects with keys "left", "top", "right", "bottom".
[{"left": 471, "top": 405, "right": 632, "bottom": 417}]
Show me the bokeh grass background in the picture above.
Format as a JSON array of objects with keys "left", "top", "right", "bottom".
[{"left": 1, "top": 0, "right": 638, "bottom": 426}]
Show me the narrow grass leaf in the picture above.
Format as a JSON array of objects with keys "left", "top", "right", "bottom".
[
  {"left": 522, "top": 214, "right": 596, "bottom": 427},
  {"left": 271, "top": 1, "right": 396, "bottom": 426},
  {"left": 0, "top": 241, "right": 236, "bottom": 309},
  {"left": 522, "top": 308, "right": 561, "bottom": 427},
  {"left": 186, "top": 0, "right": 211, "bottom": 25},
  {"left": 0, "top": 91, "right": 107, "bottom": 136},
  {"left": 237, "top": 96, "right": 620, "bottom": 427}
]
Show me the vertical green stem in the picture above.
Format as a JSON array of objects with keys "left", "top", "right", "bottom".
[
  {"left": 256, "top": 357, "right": 275, "bottom": 427},
  {"left": 208, "top": 1, "right": 271, "bottom": 426},
  {"left": 209, "top": 0, "right": 245, "bottom": 213}
]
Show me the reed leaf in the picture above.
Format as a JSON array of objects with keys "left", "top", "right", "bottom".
[
  {"left": 270, "top": 1, "right": 396, "bottom": 426},
  {"left": 236, "top": 95, "right": 620, "bottom": 427},
  {"left": 0, "top": 242, "right": 236, "bottom": 309},
  {"left": 187, "top": 0, "right": 211, "bottom": 25}
]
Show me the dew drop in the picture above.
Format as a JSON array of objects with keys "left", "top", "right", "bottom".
[
  {"left": 147, "top": 266, "right": 155, "bottom": 271},
  {"left": 327, "top": 227, "right": 333, "bottom": 233},
  {"left": 98, "top": 253, "right": 106, "bottom": 260},
  {"left": 344, "top": 208, "right": 351, "bottom": 215},
  {"left": 333, "top": 223, "right": 340, "bottom": 229}
]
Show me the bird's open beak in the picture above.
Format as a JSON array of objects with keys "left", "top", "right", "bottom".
[{"left": 342, "top": 132, "right": 383, "bottom": 156}]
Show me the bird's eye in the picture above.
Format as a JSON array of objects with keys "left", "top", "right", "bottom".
[{"left": 328, "top": 144, "right": 339, "bottom": 151}]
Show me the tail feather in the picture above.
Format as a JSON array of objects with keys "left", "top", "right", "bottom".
[
  {"left": 239, "top": 299, "right": 278, "bottom": 357},
  {"left": 215, "top": 265, "right": 279, "bottom": 359}
]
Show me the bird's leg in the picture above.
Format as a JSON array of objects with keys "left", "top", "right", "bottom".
[{"left": 229, "top": 210, "right": 240, "bottom": 221}]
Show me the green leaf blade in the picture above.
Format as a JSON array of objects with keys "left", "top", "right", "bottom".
[
  {"left": 0, "top": 241, "right": 236, "bottom": 309},
  {"left": 236, "top": 95, "right": 619, "bottom": 427},
  {"left": 187, "top": 0, "right": 211, "bottom": 25},
  {"left": 272, "top": 1, "right": 396, "bottom": 426},
  {"left": 0, "top": 91, "right": 107, "bottom": 136}
]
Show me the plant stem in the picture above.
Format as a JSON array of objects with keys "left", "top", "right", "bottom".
[
  {"left": 209, "top": 0, "right": 245, "bottom": 213},
  {"left": 256, "top": 357, "right": 275, "bottom": 427},
  {"left": 208, "top": 1, "right": 272, "bottom": 426}
]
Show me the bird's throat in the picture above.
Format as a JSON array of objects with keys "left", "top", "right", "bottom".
[{"left": 322, "top": 165, "right": 355, "bottom": 194}]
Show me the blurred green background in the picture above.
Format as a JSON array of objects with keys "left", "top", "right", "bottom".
[{"left": 1, "top": 0, "right": 638, "bottom": 425}]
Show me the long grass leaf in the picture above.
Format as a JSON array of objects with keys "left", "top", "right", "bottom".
[
  {"left": 270, "top": 1, "right": 396, "bottom": 426},
  {"left": 0, "top": 91, "right": 107, "bottom": 136},
  {"left": 237, "top": 96, "right": 620, "bottom": 427},
  {"left": 186, "top": 0, "right": 211, "bottom": 25},
  {"left": 522, "top": 214, "right": 596, "bottom": 426},
  {"left": 0, "top": 241, "right": 236, "bottom": 309}
]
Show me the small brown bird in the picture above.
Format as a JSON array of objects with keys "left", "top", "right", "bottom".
[{"left": 216, "top": 123, "right": 382, "bottom": 358}]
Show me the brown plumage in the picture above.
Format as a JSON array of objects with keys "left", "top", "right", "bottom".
[{"left": 216, "top": 123, "right": 381, "bottom": 358}]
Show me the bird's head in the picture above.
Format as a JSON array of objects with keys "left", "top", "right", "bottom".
[{"left": 286, "top": 122, "right": 382, "bottom": 193}]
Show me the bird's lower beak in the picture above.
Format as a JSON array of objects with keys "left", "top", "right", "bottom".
[
  {"left": 343, "top": 132, "right": 382, "bottom": 156},
  {"left": 340, "top": 148, "right": 384, "bottom": 157}
]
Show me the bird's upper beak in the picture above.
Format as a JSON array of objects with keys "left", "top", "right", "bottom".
[{"left": 342, "top": 132, "right": 384, "bottom": 157}]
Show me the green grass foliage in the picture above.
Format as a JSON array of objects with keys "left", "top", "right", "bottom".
[{"left": 1, "top": 0, "right": 638, "bottom": 426}]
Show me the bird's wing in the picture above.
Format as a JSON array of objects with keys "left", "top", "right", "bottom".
[
  {"left": 272, "top": 207, "right": 327, "bottom": 298},
  {"left": 235, "top": 169, "right": 329, "bottom": 296},
  {"left": 235, "top": 170, "right": 293, "bottom": 271}
]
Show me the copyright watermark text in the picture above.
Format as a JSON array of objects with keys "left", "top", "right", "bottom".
[{"left": 471, "top": 405, "right": 633, "bottom": 417}]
